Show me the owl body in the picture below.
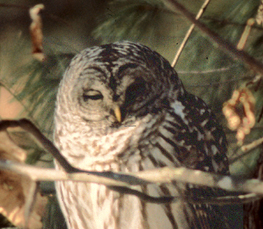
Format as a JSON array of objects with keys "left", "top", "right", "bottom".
[{"left": 54, "top": 41, "right": 234, "bottom": 229}]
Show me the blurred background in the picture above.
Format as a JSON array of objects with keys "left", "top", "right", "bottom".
[{"left": 0, "top": 0, "right": 263, "bottom": 228}]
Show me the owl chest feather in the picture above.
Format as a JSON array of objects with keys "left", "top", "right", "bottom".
[
  {"left": 55, "top": 113, "right": 195, "bottom": 229},
  {"left": 55, "top": 116, "right": 164, "bottom": 229},
  {"left": 55, "top": 114, "right": 160, "bottom": 171}
]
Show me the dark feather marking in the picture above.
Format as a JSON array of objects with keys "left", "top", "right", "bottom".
[
  {"left": 158, "top": 132, "right": 181, "bottom": 158},
  {"left": 159, "top": 185, "right": 178, "bottom": 229},
  {"left": 117, "top": 63, "right": 138, "bottom": 78}
]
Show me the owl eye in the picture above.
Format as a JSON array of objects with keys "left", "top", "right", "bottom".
[
  {"left": 83, "top": 90, "right": 103, "bottom": 101},
  {"left": 125, "top": 80, "right": 146, "bottom": 102}
]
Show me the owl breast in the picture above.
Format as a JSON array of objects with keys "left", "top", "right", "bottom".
[
  {"left": 54, "top": 113, "right": 159, "bottom": 170},
  {"left": 54, "top": 111, "right": 193, "bottom": 229}
]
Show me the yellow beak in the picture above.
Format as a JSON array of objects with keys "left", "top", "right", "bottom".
[{"left": 114, "top": 106, "right": 122, "bottom": 122}]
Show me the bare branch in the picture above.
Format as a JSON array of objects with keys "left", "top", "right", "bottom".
[
  {"left": 0, "top": 160, "right": 262, "bottom": 205},
  {"left": 1, "top": 118, "right": 262, "bottom": 207},
  {"left": 0, "top": 119, "right": 153, "bottom": 185},
  {"left": 24, "top": 182, "right": 39, "bottom": 229},
  {"left": 109, "top": 186, "right": 262, "bottom": 205},
  {"left": 164, "top": 0, "right": 263, "bottom": 75},
  {"left": 1, "top": 160, "right": 263, "bottom": 196},
  {"left": 237, "top": 18, "right": 255, "bottom": 50},
  {"left": 171, "top": 0, "right": 211, "bottom": 67},
  {"left": 0, "top": 119, "right": 77, "bottom": 173},
  {"left": 0, "top": 160, "right": 136, "bottom": 187},
  {"left": 237, "top": 0, "right": 263, "bottom": 50},
  {"left": 177, "top": 65, "right": 237, "bottom": 74},
  {"left": 241, "top": 137, "right": 263, "bottom": 153}
]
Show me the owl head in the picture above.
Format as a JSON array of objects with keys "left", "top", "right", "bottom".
[{"left": 56, "top": 41, "right": 184, "bottom": 129}]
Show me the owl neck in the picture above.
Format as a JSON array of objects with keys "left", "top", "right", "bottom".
[{"left": 54, "top": 113, "right": 162, "bottom": 171}]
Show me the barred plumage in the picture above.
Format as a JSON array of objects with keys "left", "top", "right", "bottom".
[{"left": 54, "top": 41, "right": 239, "bottom": 229}]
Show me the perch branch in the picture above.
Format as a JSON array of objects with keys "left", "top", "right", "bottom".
[
  {"left": 2, "top": 154, "right": 263, "bottom": 196},
  {"left": 0, "top": 160, "right": 261, "bottom": 205},
  {"left": 1, "top": 119, "right": 262, "bottom": 206}
]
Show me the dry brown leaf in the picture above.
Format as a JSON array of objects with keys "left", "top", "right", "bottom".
[
  {"left": 0, "top": 130, "right": 47, "bottom": 228},
  {"left": 29, "top": 4, "right": 46, "bottom": 62},
  {"left": 223, "top": 88, "right": 255, "bottom": 145}
]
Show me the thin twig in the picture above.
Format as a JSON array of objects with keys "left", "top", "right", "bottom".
[
  {"left": 164, "top": 0, "right": 263, "bottom": 75},
  {"left": 229, "top": 148, "right": 257, "bottom": 165},
  {"left": 24, "top": 181, "right": 39, "bottom": 229},
  {"left": 241, "top": 136, "right": 263, "bottom": 153},
  {"left": 0, "top": 119, "right": 76, "bottom": 173},
  {"left": 109, "top": 186, "right": 175, "bottom": 204},
  {"left": 109, "top": 186, "right": 261, "bottom": 205},
  {"left": 237, "top": 18, "right": 255, "bottom": 50},
  {"left": 202, "top": 16, "right": 263, "bottom": 30},
  {"left": 171, "top": 0, "right": 211, "bottom": 67},
  {"left": 177, "top": 65, "right": 237, "bottom": 74}
]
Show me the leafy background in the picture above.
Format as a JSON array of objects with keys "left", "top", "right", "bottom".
[{"left": 0, "top": 0, "right": 263, "bottom": 228}]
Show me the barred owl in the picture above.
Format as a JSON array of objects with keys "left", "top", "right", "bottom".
[{"left": 54, "top": 41, "right": 239, "bottom": 229}]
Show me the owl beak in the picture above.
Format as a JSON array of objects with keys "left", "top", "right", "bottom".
[{"left": 114, "top": 106, "right": 122, "bottom": 122}]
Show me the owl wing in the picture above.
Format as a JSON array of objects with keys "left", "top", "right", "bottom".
[{"left": 139, "top": 92, "right": 241, "bottom": 228}]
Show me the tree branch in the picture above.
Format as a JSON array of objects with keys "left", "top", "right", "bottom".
[
  {"left": 241, "top": 136, "right": 263, "bottom": 153},
  {"left": 164, "top": 0, "right": 263, "bottom": 75},
  {"left": 1, "top": 159, "right": 263, "bottom": 196},
  {"left": 1, "top": 118, "right": 262, "bottom": 207},
  {"left": 171, "top": 0, "right": 211, "bottom": 67},
  {"left": 0, "top": 119, "right": 155, "bottom": 185},
  {"left": 0, "top": 159, "right": 262, "bottom": 205}
]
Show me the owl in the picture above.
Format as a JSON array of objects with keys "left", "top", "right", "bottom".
[{"left": 54, "top": 41, "right": 240, "bottom": 229}]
